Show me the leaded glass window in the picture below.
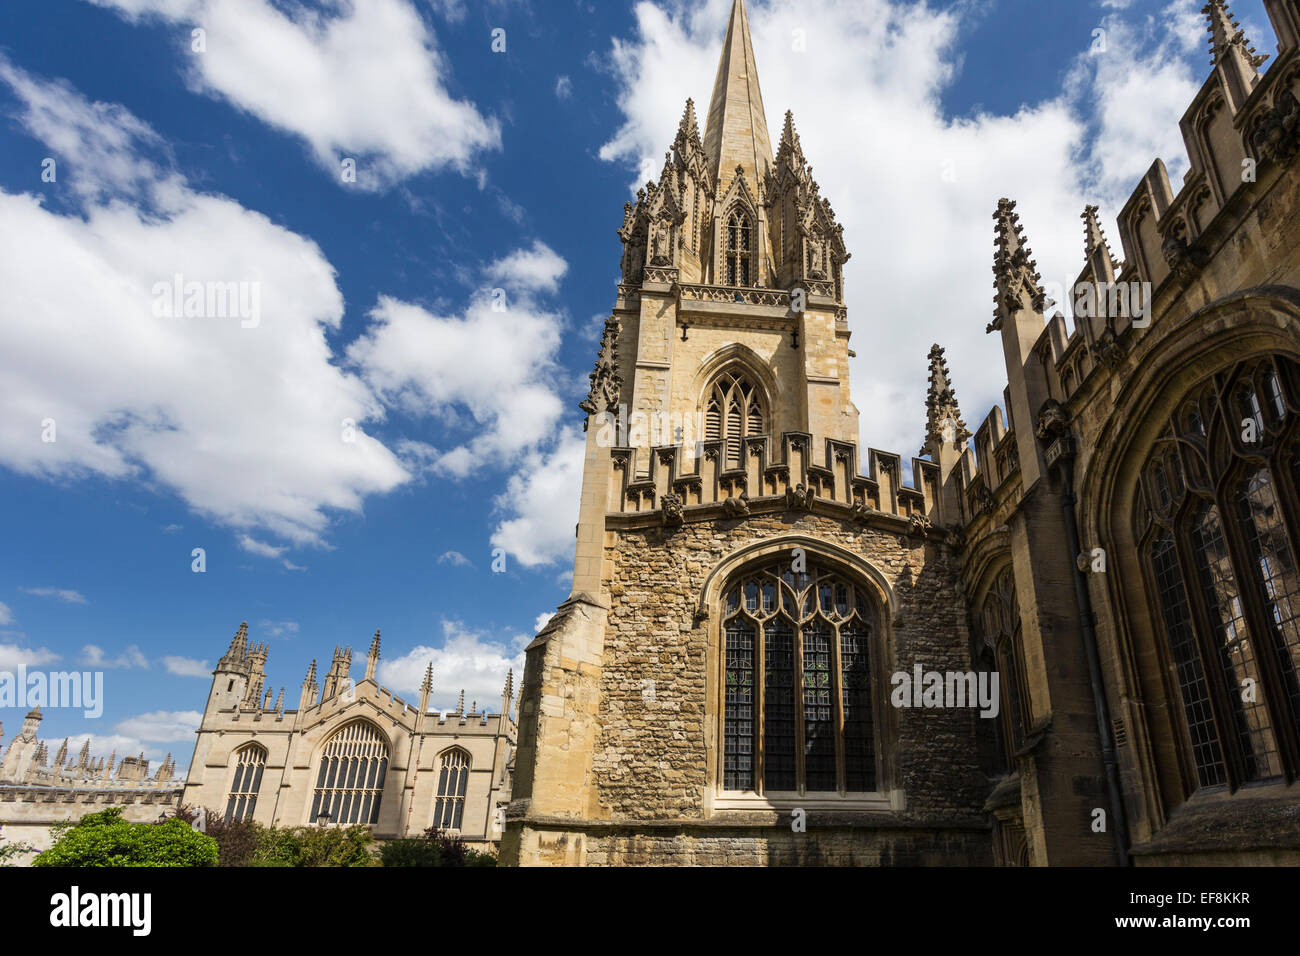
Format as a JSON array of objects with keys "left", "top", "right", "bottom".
[
  {"left": 433, "top": 748, "right": 470, "bottom": 831},
  {"left": 225, "top": 744, "right": 266, "bottom": 823},
  {"left": 1138, "top": 355, "right": 1300, "bottom": 793},
  {"left": 720, "top": 559, "right": 877, "bottom": 794},
  {"left": 974, "top": 566, "right": 1027, "bottom": 776},
  {"left": 310, "top": 720, "right": 389, "bottom": 825}
]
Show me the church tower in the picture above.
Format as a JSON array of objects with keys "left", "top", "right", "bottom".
[{"left": 503, "top": 0, "right": 989, "bottom": 866}]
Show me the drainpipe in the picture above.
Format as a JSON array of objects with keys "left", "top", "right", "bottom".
[{"left": 1051, "top": 432, "right": 1130, "bottom": 866}]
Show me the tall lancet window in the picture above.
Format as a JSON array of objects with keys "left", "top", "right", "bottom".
[
  {"left": 311, "top": 720, "right": 389, "bottom": 825},
  {"left": 725, "top": 209, "right": 752, "bottom": 286},
  {"left": 1137, "top": 356, "right": 1300, "bottom": 794},
  {"left": 433, "top": 748, "right": 470, "bottom": 831},
  {"left": 225, "top": 744, "right": 266, "bottom": 823},
  {"left": 705, "top": 369, "right": 765, "bottom": 470},
  {"left": 720, "top": 558, "right": 878, "bottom": 795}
]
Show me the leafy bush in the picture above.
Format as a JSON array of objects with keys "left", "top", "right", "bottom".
[
  {"left": 253, "top": 824, "right": 377, "bottom": 867},
  {"left": 174, "top": 805, "right": 263, "bottom": 867},
  {"left": 32, "top": 807, "right": 218, "bottom": 868},
  {"left": 380, "top": 828, "right": 496, "bottom": 867}
]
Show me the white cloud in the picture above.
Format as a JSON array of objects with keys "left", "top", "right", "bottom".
[
  {"left": 18, "top": 586, "right": 87, "bottom": 604},
  {"left": 86, "top": 0, "right": 501, "bottom": 189},
  {"left": 0, "top": 60, "right": 410, "bottom": 548},
  {"left": 81, "top": 644, "right": 149, "bottom": 669},
  {"left": 555, "top": 75, "right": 574, "bottom": 99},
  {"left": 596, "top": 0, "right": 1217, "bottom": 462},
  {"left": 258, "top": 619, "right": 299, "bottom": 638},
  {"left": 437, "top": 550, "right": 473, "bottom": 567},
  {"left": 489, "top": 427, "right": 585, "bottom": 567},
  {"left": 0, "top": 603, "right": 11, "bottom": 626},
  {"left": 533, "top": 611, "right": 554, "bottom": 634},
  {"left": 239, "top": 535, "right": 286, "bottom": 559},
  {"left": 162, "top": 655, "right": 211, "bottom": 677},
  {"left": 114, "top": 709, "right": 202, "bottom": 742},
  {"left": 347, "top": 270, "right": 568, "bottom": 477},
  {"left": 377, "top": 619, "right": 524, "bottom": 711},
  {"left": 0, "top": 643, "right": 60, "bottom": 670},
  {"left": 484, "top": 240, "right": 569, "bottom": 296}
]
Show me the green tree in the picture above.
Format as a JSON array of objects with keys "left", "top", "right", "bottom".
[{"left": 32, "top": 807, "right": 218, "bottom": 868}]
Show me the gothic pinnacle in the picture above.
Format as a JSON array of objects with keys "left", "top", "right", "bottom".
[
  {"left": 924, "top": 344, "right": 971, "bottom": 453},
  {"left": 420, "top": 662, "right": 434, "bottom": 694},
  {"left": 1203, "top": 1, "right": 1267, "bottom": 68}
]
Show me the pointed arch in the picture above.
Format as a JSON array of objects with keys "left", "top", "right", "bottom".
[
  {"left": 310, "top": 718, "right": 390, "bottom": 825},
  {"left": 433, "top": 746, "right": 471, "bottom": 831},
  {"left": 225, "top": 743, "right": 267, "bottom": 823},
  {"left": 692, "top": 344, "right": 777, "bottom": 469}
]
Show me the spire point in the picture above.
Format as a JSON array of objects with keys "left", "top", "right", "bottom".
[{"left": 702, "top": 0, "right": 773, "bottom": 192}]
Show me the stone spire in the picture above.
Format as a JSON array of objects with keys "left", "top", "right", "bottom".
[
  {"left": 1081, "top": 205, "right": 1114, "bottom": 261},
  {"left": 1204, "top": 1, "right": 1268, "bottom": 105},
  {"left": 299, "top": 658, "right": 319, "bottom": 710},
  {"left": 702, "top": 0, "right": 773, "bottom": 193},
  {"left": 220, "top": 622, "right": 249, "bottom": 668},
  {"left": 922, "top": 344, "right": 971, "bottom": 454},
  {"left": 75, "top": 739, "right": 90, "bottom": 771},
  {"left": 990, "top": 197, "right": 1046, "bottom": 332},
  {"left": 419, "top": 662, "right": 434, "bottom": 714},
  {"left": 456, "top": 688, "right": 465, "bottom": 714},
  {"left": 676, "top": 97, "right": 702, "bottom": 150},
  {"left": 775, "top": 109, "right": 804, "bottom": 169},
  {"left": 54, "top": 738, "right": 68, "bottom": 767},
  {"left": 365, "top": 628, "right": 381, "bottom": 682},
  {"left": 274, "top": 687, "right": 284, "bottom": 715}
]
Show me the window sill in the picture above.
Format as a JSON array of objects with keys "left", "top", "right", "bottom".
[{"left": 712, "top": 790, "right": 899, "bottom": 812}]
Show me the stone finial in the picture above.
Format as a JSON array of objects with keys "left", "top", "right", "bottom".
[
  {"left": 456, "top": 689, "right": 465, "bottom": 713},
  {"left": 503, "top": 668, "right": 514, "bottom": 702},
  {"left": 1204, "top": 0, "right": 1268, "bottom": 68},
  {"left": 579, "top": 315, "right": 623, "bottom": 426},
  {"left": 990, "top": 197, "right": 1046, "bottom": 330},
  {"left": 420, "top": 662, "right": 434, "bottom": 695},
  {"left": 923, "top": 344, "right": 971, "bottom": 452},
  {"left": 676, "top": 97, "right": 702, "bottom": 149},
  {"left": 365, "top": 628, "right": 382, "bottom": 681},
  {"left": 1081, "top": 205, "right": 1117, "bottom": 263}
]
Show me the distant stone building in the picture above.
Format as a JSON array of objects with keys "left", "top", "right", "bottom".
[
  {"left": 0, "top": 707, "right": 182, "bottom": 864},
  {"left": 181, "top": 623, "right": 515, "bottom": 848},
  {"left": 504, "top": 0, "right": 1300, "bottom": 865}
]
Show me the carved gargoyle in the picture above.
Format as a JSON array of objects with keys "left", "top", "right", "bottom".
[
  {"left": 785, "top": 483, "right": 815, "bottom": 510},
  {"left": 1035, "top": 398, "right": 1070, "bottom": 444},
  {"left": 661, "top": 493, "right": 685, "bottom": 527},
  {"left": 908, "top": 513, "right": 932, "bottom": 538},
  {"left": 722, "top": 493, "right": 750, "bottom": 518}
]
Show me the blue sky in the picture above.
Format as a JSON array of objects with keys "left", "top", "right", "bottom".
[{"left": 0, "top": 0, "right": 1278, "bottom": 770}]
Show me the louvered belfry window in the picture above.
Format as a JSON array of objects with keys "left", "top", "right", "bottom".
[
  {"left": 1138, "top": 356, "right": 1300, "bottom": 793},
  {"left": 721, "top": 558, "right": 877, "bottom": 795},
  {"left": 311, "top": 720, "right": 389, "bottom": 825},
  {"left": 225, "top": 744, "right": 266, "bottom": 823},
  {"left": 725, "top": 210, "right": 752, "bottom": 286},
  {"left": 705, "top": 369, "right": 765, "bottom": 470}
]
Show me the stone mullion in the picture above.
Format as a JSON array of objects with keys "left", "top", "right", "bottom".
[
  {"left": 793, "top": 621, "right": 807, "bottom": 795},
  {"left": 1219, "top": 456, "right": 1300, "bottom": 780},
  {"left": 756, "top": 617, "right": 766, "bottom": 795},
  {"left": 1175, "top": 496, "right": 1253, "bottom": 790},
  {"left": 831, "top": 617, "right": 847, "bottom": 795}
]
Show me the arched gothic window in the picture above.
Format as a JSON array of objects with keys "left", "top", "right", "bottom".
[
  {"left": 225, "top": 744, "right": 266, "bottom": 823},
  {"left": 433, "top": 748, "right": 470, "bottom": 831},
  {"left": 725, "top": 209, "right": 753, "bottom": 287},
  {"left": 721, "top": 558, "right": 877, "bottom": 794},
  {"left": 1138, "top": 355, "right": 1300, "bottom": 792},
  {"left": 974, "top": 566, "right": 1027, "bottom": 776},
  {"left": 310, "top": 720, "right": 389, "bottom": 825},
  {"left": 705, "top": 368, "right": 766, "bottom": 470}
]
